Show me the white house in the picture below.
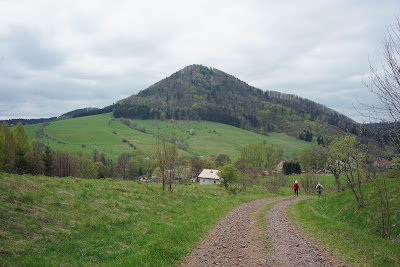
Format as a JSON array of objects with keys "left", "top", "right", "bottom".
[{"left": 198, "top": 169, "right": 220, "bottom": 185}]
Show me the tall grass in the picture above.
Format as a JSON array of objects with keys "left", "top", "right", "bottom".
[{"left": 0, "top": 173, "right": 284, "bottom": 266}]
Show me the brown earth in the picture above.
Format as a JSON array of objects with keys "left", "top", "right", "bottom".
[{"left": 181, "top": 196, "right": 345, "bottom": 266}]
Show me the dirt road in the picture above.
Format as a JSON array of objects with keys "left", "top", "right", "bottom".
[{"left": 181, "top": 196, "right": 344, "bottom": 266}]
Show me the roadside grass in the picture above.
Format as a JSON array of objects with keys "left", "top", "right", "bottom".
[
  {"left": 25, "top": 113, "right": 315, "bottom": 161},
  {"left": 0, "top": 173, "right": 288, "bottom": 266},
  {"left": 287, "top": 177, "right": 400, "bottom": 266}
]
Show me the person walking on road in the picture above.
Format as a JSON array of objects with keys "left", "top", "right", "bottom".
[
  {"left": 293, "top": 180, "right": 300, "bottom": 197},
  {"left": 316, "top": 182, "right": 324, "bottom": 197}
]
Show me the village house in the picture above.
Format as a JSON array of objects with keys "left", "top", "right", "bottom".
[
  {"left": 276, "top": 161, "right": 285, "bottom": 173},
  {"left": 198, "top": 169, "right": 220, "bottom": 185},
  {"left": 373, "top": 159, "right": 391, "bottom": 169}
]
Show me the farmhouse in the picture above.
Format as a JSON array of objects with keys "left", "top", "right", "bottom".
[
  {"left": 276, "top": 161, "right": 285, "bottom": 173},
  {"left": 198, "top": 169, "right": 220, "bottom": 185}
]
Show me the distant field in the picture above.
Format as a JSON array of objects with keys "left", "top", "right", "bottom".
[
  {"left": 24, "top": 113, "right": 314, "bottom": 160},
  {"left": 130, "top": 119, "right": 314, "bottom": 159}
]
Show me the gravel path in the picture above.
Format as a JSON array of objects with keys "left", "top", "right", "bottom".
[
  {"left": 181, "top": 196, "right": 345, "bottom": 267},
  {"left": 264, "top": 197, "right": 344, "bottom": 266}
]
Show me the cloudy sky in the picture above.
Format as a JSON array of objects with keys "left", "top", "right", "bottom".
[{"left": 0, "top": 0, "right": 398, "bottom": 122}]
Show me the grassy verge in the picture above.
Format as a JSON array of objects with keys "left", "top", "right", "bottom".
[
  {"left": 287, "top": 178, "right": 400, "bottom": 266},
  {"left": 0, "top": 173, "right": 286, "bottom": 266}
]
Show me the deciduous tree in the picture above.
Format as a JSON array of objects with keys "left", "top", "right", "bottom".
[
  {"left": 299, "top": 146, "right": 327, "bottom": 172},
  {"left": 27, "top": 140, "right": 45, "bottom": 175},
  {"left": 239, "top": 144, "right": 278, "bottom": 170},
  {"left": 156, "top": 134, "right": 178, "bottom": 191},
  {"left": 215, "top": 154, "right": 231, "bottom": 167},
  {"left": 327, "top": 136, "right": 366, "bottom": 206},
  {"left": 218, "top": 164, "right": 238, "bottom": 189},
  {"left": 362, "top": 16, "right": 400, "bottom": 151},
  {"left": 0, "top": 123, "right": 15, "bottom": 172}
]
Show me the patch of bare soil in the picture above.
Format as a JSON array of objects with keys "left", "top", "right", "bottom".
[{"left": 181, "top": 196, "right": 345, "bottom": 267}]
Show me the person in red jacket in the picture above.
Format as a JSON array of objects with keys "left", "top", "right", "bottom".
[{"left": 293, "top": 180, "right": 300, "bottom": 197}]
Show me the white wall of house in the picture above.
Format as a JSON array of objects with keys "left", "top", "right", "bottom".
[{"left": 200, "top": 178, "right": 221, "bottom": 185}]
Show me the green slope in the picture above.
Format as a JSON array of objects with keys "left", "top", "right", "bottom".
[
  {"left": 25, "top": 113, "right": 314, "bottom": 160},
  {"left": 0, "top": 173, "right": 279, "bottom": 266},
  {"left": 288, "top": 176, "right": 400, "bottom": 266}
]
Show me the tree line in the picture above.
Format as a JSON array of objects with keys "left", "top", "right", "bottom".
[{"left": 0, "top": 122, "right": 156, "bottom": 179}]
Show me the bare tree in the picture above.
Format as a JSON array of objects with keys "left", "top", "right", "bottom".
[
  {"left": 363, "top": 145, "right": 395, "bottom": 239},
  {"left": 362, "top": 16, "right": 400, "bottom": 150},
  {"left": 156, "top": 133, "right": 178, "bottom": 191},
  {"left": 359, "top": 17, "right": 400, "bottom": 237}
]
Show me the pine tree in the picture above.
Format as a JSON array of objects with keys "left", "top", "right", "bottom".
[
  {"left": 13, "top": 123, "right": 30, "bottom": 174},
  {"left": 43, "top": 145, "right": 53, "bottom": 176}
]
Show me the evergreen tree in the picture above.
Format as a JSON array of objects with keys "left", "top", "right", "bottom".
[
  {"left": 43, "top": 145, "right": 54, "bottom": 176},
  {"left": 283, "top": 161, "right": 301, "bottom": 175},
  {"left": 13, "top": 123, "right": 30, "bottom": 174}
]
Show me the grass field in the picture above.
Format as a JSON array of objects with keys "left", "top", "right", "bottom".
[
  {"left": 24, "top": 113, "right": 314, "bottom": 161},
  {"left": 2, "top": 172, "right": 398, "bottom": 266},
  {"left": 0, "top": 173, "right": 287, "bottom": 266},
  {"left": 25, "top": 113, "right": 166, "bottom": 161},
  {"left": 130, "top": 119, "right": 313, "bottom": 159},
  {"left": 287, "top": 176, "right": 400, "bottom": 266}
]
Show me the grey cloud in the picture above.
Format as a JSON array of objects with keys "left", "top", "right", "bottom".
[
  {"left": 93, "top": 32, "right": 174, "bottom": 61},
  {"left": 5, "top": 25, "right": 65, "bottom": 69},
  {"left": 0, "top": 1, "right": 399, "bottom": 122}
]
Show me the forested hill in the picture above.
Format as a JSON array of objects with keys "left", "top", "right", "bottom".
[{"left": 115, "top": 64, "right": 357, "bottom": 138}]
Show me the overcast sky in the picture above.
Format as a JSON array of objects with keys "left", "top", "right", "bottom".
[{"left": 0, "top": 0, "right": 398, "bottom": 122}]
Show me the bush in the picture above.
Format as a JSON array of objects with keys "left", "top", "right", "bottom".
[
  {"left": 301, "top": 173, "right": 318, "bottom": 194},
  {"left": 265, "top": 173, "right": 288, "bottom": 193},
  {"left": 283, "top": 162, "right": 301, "bottom": 175}
]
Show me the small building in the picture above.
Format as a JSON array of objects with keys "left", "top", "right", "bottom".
[
  {"left": 276, "top": 161, "right": 285, "bottom": 173},
  {"left": 198, "top": 169, "right": 220, "bottom": 185},
  {"left": 373, "top": 159, "right": 391, "bottom": 169}
]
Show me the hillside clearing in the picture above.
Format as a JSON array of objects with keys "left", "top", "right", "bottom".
[{"left": 24, "top": 113, "right": 314, "bottom": 161}]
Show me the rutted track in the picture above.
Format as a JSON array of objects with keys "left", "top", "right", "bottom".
[
  {"left": 264, "top": 197, "right": 344, "bottom": 266},
  {"left": 181, "top": 196, "right": 344, "bottom": 266}
]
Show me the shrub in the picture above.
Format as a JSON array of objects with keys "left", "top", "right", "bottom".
[{"left": 301, "top": 173, "right": 318, "bottom": 194}]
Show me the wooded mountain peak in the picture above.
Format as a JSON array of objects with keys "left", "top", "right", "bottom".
[{"left": 114, "top": 64, "right": 357, "bottom": 139}]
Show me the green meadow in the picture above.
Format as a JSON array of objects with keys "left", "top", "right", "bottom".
[
  {"left": 1, "top": 172, "right": 399, "bottom": 266},
  {"left": 0, "top": 173, "right": 279, "bottom": 266},
  {"left": 24, "top": 113, "right": 314, "bottom": 161},
  {"left": 25, "top": 113, "right": 164, "bottom": 161}
]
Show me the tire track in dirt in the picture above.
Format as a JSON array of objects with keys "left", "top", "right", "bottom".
[
  {"left": 181, "top": 196, "right": 345, "bottom": 266},
  {"left": 264, "top": 197, "right": 345, "bottom": 266},
  {"left": 181, "top": 196, "right": 286, "bottom": 266}
]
